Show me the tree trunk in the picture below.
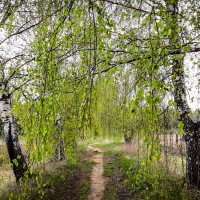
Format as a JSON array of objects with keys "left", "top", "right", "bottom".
[
  {"left": 55, "top": 135, "right": 65, "bottom": 160},
  {"left": 185, "top": 125, "right": 200, "bottom": 188},
  {"left": 0, "top": 84, "right": 28, "bottom": 181},
  {"left": 165, "top": 0, "right": 200, "bottom": 188},
  {"left": 172, "top": 52, "right": 200, "bottom": 189},
  {"left": 172, "top": 56, "right": 200, "bottom": 188},
  {"left": 55, "top": 118, "right": 65, "bottom": 160},
  {"left": 124, "top": 129, "right": 134, "bottom": 144}
]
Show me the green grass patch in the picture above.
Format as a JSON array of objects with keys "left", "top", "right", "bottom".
[
  {"left": 6, "top": 161, "right": 79, "bottom": 200},
  {"left": 1, "top": 145, "right": 91, "bottom": 200},
  {"left": 103, "top": 162, "right": 116, "bottom": 177},
  {"left": 116, "top": 156, "right": 199, "bottom": 200},
  {"left": 93, "top": 142, "right": 122, "bottom": 149},
  {"left": 79, "top": 180, "right": 91, "bottom": 200},
  {"left": 102, "top": 149, "right": 199, "bottom": 200},
  {"left": 93, "top": 142, "right": 123, "bottom": 155},
  {"left": 78, "top": 160, "right": 94, "bottom": 200},
  {"left": 82, "top": 161, "right": 96, "bottom": 167}
]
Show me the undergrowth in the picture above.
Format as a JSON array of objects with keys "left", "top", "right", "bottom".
[
  {"left": 1, "top": 145, "right": 92, "bottom": 200},
  {"left": 102, "top": 142, "right": 200, "bottom": 200},
  {"left": 118, "top": 156, "right": 190, "bottom": 200}
]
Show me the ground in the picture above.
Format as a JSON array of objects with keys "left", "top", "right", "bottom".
[
  {"left": 87, "top": 145, "right": 105, "bottom": 200},
  {"left": 1, "top": 140, "right": 200, "bottom": 200}
]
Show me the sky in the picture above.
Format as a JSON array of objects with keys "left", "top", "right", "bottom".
[
  {"left": 185, "top": 53, "right": 200, "bottom": 111},
  {"left": 0, "top": 15, "right": 199, "bottom": 112}
]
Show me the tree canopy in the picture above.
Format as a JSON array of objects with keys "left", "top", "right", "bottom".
[{"left": 0, "top": 0, "right": 200, "bottom": 189}]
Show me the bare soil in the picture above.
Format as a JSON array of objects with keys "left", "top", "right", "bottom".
[{"left": 87, "top": 145, "right": 106, "bottom": 200}]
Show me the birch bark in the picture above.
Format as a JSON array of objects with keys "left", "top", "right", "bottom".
[
  {"left": 0, "top": 82, "right": 28, "bottom": 181},
  {"left": 165, "top": 0, "right": 200, "bottom": 188}
]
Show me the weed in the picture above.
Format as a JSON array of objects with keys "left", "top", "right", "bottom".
[
  {"left": 79, "top": 180, "right": 90, "bottom": 200},
  {"left": 102, "top": 146, "right": 199, "bottom": 200},
  {"left": 103, "top": 162, "right": 116, "bottom": 177},
  {"left": 117, "top": 156, "right": 199, "bottom": 200},
  {"left": 82, "top": 161, "right": 96, "bottom": 167}
]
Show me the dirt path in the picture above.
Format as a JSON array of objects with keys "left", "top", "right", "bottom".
[{"left": 87, "top": 145, "right": 106, "bottom": 200}]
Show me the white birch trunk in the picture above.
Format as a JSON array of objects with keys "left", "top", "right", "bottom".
[
  {"left": 0, "top": 83, "right": 28, "bottom": 181},
  {"left": 55, "top": 118, "right": 65, "bottom": 160},
  {"left": 165, "top": 0, "right": 200, "bottom": 188}
]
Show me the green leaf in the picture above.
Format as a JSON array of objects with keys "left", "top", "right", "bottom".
[
  {"left": 13, "top": 159, "right": 19, "bottom": 167},
  {"left": 138, "top": 88, "right": 144, "bottom": 98},
  {"left": 158, "top": 48, "right": 162, "bottom": 55},
  {"left": 167, "top": 28, "right": 172, "bottom": 36},
  {"left": 168, "top": 100, "right": 173, "bottom": 106},
  {"left": 178, "top": 121, "right": 184, "bottom": 129}
]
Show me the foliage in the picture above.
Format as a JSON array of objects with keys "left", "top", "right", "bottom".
[
  {"left": 104, "top": 150, "right": 198, "bottom": 200},
  {"left": 0, "top": 0, "right": 200, "bottom": 197}
]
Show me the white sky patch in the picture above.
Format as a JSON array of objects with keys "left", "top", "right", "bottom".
[{"left": 185, "top": 53, "right": 200, "bottom": 111}]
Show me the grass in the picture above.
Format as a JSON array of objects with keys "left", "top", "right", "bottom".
[
  {"left": 103, "top": 162, "right": 116, "bottom": 177},
  {"left": 79, "top": 180, "right": 91, "bottom": 200},
  {"left": 0, "top": 138, "right": 196, "bottom": 200},
  {"left": 82, "top": 161, "right": 96, "bottom": 167},
  {"left": 87, "top": 135, "right": 124, "bottom": 144},
  {"left": 77, "top": 151, "right": 97, "bottom": 200},
  {"left": 0, "top": 144, "right": 94, "bottom": 200},
  {"left": 1, "top": 161, "right": 79, "bottom": 200},
  {"left": 0, "top": 138, "right": 10, "bottom": 168},
  {"left": 100, "top": 142, "right": 199, "bottom": 200},
  {"left": 0, "top": 137, "right": 16, "bottom": 196},
  {"left": 103, "top": 152, "right": 135, "bottom": 200},
  {"left": 93, "top": 142, "right": 124, "bottom": 154}
]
